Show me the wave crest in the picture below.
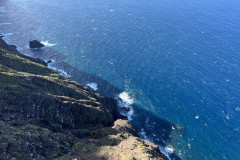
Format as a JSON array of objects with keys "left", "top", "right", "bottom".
[
  {"left": 117, "top": 91, "right": 134, "bottom": 120},
  {"left": 41, "top": 41, "right": 56, "bottom": 47}
]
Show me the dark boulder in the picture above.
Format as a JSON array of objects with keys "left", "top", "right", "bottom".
[{"left": 29, "top": 40, "right": 44, "bottom": 48}]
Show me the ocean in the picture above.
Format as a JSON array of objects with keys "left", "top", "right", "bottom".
[{"left": 0, "top": 0, "right": 240, "bottom": 159}]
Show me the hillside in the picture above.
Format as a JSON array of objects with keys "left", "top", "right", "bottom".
[{"left": 0, "top": 37, "right": 167, "bottom": 160}]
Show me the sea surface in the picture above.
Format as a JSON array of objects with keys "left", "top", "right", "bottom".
[{"left": 1, "top": 0, "right": 240, "bottom": 159}]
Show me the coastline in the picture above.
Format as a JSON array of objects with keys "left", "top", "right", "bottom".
[
  {"left": 1, "top": 0, "right": 240, "bottom": 159},
  {"left": 0, "top": 19, "right": 182, "bottom": 160},
  {"left": 0, "top": 35, "right": 171, "bottom": 159},
  {"left": 0, "top": 33, "right": 183, "bottom": 160},
  {"left": 0, "top": 2, "right": 182, "bottom": 159}
]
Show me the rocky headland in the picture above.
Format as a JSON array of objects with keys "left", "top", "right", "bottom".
[{"left": 0, "top": 37, "right": 168, "bottom": 160}]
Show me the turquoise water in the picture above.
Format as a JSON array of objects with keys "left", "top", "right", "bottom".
[{"left": 1, "top": 0, "right": 240, "bottom": 159}]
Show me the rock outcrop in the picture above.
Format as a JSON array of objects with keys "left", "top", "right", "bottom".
[
  {"left": 29, "top": 40, "right": 44, "bottom": 48},
  {"left": 0, "top": 37, "right": 168, "bottom": 160}
]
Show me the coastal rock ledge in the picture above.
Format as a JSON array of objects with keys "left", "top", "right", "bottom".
[{"left": 0, "top": 37, "right": 168, "bottom": 160}]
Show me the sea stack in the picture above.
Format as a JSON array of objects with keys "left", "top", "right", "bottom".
[{"left": 29, "top": 40, "right": 44, "bottom": 48}]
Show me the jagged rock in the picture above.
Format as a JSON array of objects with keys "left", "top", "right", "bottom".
[
  {"left": 113, "top": 119, "right": 138, "bottom": 136},
  {"left": 29, "top": 40, "right": 44, "bottom": 48}
]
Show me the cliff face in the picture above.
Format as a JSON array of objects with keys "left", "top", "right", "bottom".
[
  {"left": 0, "top": 37, "right": 120, "bottom": 129},
  {"left": 0, "top": 37, "right": 168, "bottom": 160}
]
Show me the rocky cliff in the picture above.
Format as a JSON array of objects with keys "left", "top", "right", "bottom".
[{"left": 0, "top": 37, "right": 168, "bottom": 160}]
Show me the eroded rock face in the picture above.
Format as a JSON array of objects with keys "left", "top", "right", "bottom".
[{"left": 29, "top": 40, "right": 44, "bottom": 48}]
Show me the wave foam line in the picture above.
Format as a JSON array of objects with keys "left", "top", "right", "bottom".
[
  {"left": 117, "top": 91, "right": 134, "bottom": 121},
  {"left": 86, "top": 83, "right": 98, "bottom": 91},
  {"left": 41, "top": 41, "right": 56, "bottom": 47},
  {"left": 1, "top": 33, "right": 14, "bottom": 43},
  {"left": 48, "top": 61, "right": 71, "bottom": 78}
]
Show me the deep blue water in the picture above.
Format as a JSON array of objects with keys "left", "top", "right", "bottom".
[{"left": 1, "top": 0, "right": 240, "bottom": 159}]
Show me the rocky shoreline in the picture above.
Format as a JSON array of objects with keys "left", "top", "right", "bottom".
[{"left": 0, "top": 37, "right": 168, "bottom": 160}]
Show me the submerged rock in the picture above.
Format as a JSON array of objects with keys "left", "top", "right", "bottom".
[{"left": 29, "top": 40, "right": 44, "bottom": 48}]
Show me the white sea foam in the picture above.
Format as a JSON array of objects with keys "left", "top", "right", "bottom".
[
  {"left": 117, "top": 100, "right": 134, "bottom": 120},
  {"left": 117, "top": 91, "right": 134, "bottom": 120},
  {"left": 109, "top": 9, "right": 114, "bottom": 12},
  {"left": 55, "top": 68, "right": 70, "bottom": 78},
  {"left": 226, "top": 113, "right": 230, "bottom": 120},
  {"left": 92, "top": 28, "right": 98, "bottom": 31},
  {"left": 1, "top": 33, "right": 14, "bottom": 43},
  {"left": 139, "top": 128, "right": 147, "bottom": 139},
  {"left": 137, "top": 127, "right": 174, "bottom": 160},
  {"left": 48, "top": 62, "right": 71, "bottom": 78},
  {"left": 1, "top": 33, "right": 14, "bottom": 36},
  {"left": 161, "top": 145, "right": 175, "bottom": 160},
  {"left": 158, "top": 146, "right": 173, "bottom": 160},
  {"left": 119, "top": 92, "right": 133, "bottom": 105},
  {"left": 86, "top": 83, "right": 98, "bottom": 91},
  {"left": 165, "top": 145, "right": 174, "bottom": 154},
  {"left": 139, "top": 128, "right": 173, "bottom": 160},
  {"left": 41, "top": 41, "right": 56, "bottom": 47}
]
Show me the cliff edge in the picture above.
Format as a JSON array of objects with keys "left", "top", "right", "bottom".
[{"left": 0, "top": 37, "right": 167, "bottom": 160}]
